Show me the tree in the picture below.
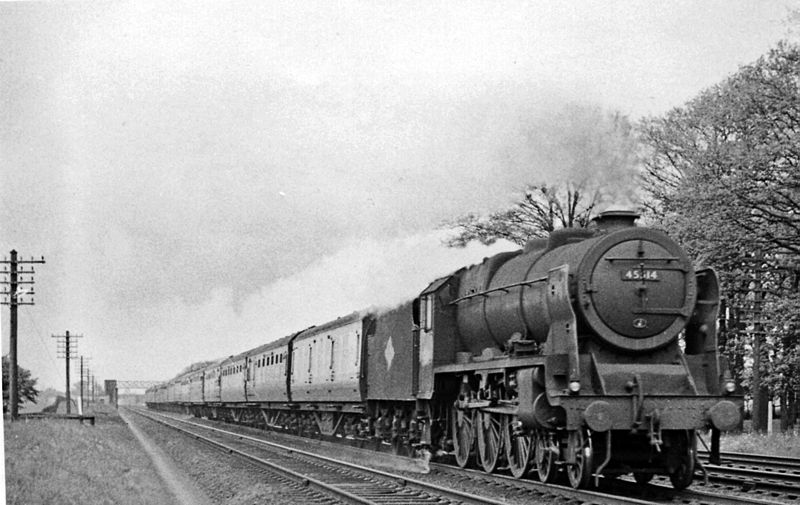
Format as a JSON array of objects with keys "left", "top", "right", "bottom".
[
  {"left": 444, "top": 182, "right": 599, "bottom": 247},
  {"left": 641, "top": 42, "right": 800, "bottom": 255},
  {"left": 640, "top": 41, "right": 800, "bottom": 431},
  {"left": 2, "top": 356, "right": 40, "bottom": 413},
  {"left": 762, "top": 292, "right": 800, "bottom": 430},
  {"left": 445, "top": 105, "right": 640, "bottom": 247}
]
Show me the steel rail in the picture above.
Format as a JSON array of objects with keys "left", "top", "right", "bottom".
[
  {"left": 705, "top": 462, "right": 800, "bottom": 483},
  {"left": 703, "top": 464, "right": 800, "bottom": 495},
  {"left": 700, "top": 450, "right": 800, "bottom": 471}
]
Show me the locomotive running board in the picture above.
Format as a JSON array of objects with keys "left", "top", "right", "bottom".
[{"left": 543, "top": 264, "right": 580, "bottom": 404}]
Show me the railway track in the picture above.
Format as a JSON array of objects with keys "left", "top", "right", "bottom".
[
  {"left": 702, "top": 450, "right": 800, "bottom": 473},
  {"left": 131, "top": 408, "right": 792, "bottom": 505},
  {"left": 428, "top": 462, "right": 796, "bottom": 505},
  {"left": 129, "top": 408, "right": 537, "bottom": 505},
  {"left": 690, "top": 450, "right": 800, "bottom": 500}
]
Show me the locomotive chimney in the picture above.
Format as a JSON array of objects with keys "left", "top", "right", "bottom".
[{"left": 592, "top": 209, "right": 640, "bottom": 230}]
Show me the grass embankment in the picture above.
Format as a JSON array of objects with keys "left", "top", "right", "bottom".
[
  {"left": 5, "top": 406, "right": 173, "bottom": 505},
  {"left": 721, "top": 428, "right": 800, "bottom": 458}
]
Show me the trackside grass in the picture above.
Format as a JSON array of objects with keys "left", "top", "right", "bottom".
[
  {"left": 720, "top": 428, "right": 800, "bottom": 458},
  {"left": 5, "top": 409, "right": 174, "bottom": 505}
]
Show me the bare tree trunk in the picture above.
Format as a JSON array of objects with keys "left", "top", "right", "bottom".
[
  {"left": 751, "top": 331, "right": 770, "bottom": 432},
  {"left": 781, "top": 388, "right": 790, "bottom": 432}
]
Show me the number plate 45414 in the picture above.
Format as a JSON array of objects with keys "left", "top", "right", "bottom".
[{"left": 621, "top": 269, "right": 660, "bottom": 281}]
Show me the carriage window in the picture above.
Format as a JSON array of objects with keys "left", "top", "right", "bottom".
[
  {"left": 424, "top": 295, "right": 433, "bottom": 331},
  {"left": 354, "top": 332, "right": 360, "bottom": 368},
  {"left": 330, "top": 339, "right": 335, "bottom": 369},
  {"left": 419, "top": 296, "right": 427, "bottom": 330},
  {"left": 308, "top": 345, "right": 313, "bottom": 372}
]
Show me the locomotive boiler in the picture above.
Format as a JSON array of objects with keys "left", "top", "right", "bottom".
[{"left": 146, "top": 209, "right": 741, "bottom": 490}]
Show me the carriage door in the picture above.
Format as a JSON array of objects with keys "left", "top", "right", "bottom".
[{"left": 245, "top": 357, "right": 255, "bottom": 401}]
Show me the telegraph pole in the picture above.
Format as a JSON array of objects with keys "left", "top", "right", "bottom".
[
  {"left": 80, "top": 356, "right": 84, "bottom": 414},
  {"left": 1, "top": 250, "right": 45, "bottom": 420},
  {"left": 52, "top": 331, "right": 81, "bottom": 414}
]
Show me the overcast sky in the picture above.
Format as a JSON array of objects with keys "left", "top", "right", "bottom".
[{"left": 1, "top": 1, "right": 796, "bottom": 391}]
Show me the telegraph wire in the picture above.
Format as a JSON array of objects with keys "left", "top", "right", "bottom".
[{"left": 22, "top": 309, "right": 61, "bottom": 369}]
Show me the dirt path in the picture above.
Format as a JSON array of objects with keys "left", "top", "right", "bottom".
[{"left": 119, "top": 409, "right": 213, "bottom": 505}]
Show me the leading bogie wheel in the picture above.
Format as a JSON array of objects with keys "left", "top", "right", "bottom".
[
  {"left": 669, "top": 430, "right": 696, "bottom": 491},
  {"left": 476, "top": 411, "right": 503, "bottom": 473},
  {"left": 566, "top": 428, "right": 594, "bottom": 489},
  {"left": 451, "top": 407, "right": 474, "bottom": 468},
  {"left": 503, "top": 415, "right": 533, "bottom": 479},
  {"left": 535, "top": 430, "right": 558, "bottom": 483}
]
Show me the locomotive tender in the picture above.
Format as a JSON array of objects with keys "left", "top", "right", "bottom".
[{"left": 146, "top": 210, "right": 741, "bottom": 489}]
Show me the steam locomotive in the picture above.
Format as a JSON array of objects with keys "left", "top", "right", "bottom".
[{"left": 146, "top": 210, "right": 741, "bottom": 489}]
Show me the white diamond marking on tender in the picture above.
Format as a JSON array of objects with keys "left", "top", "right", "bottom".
[{"left": 385, "top": 337, "right": 395, "bottom": 371}]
